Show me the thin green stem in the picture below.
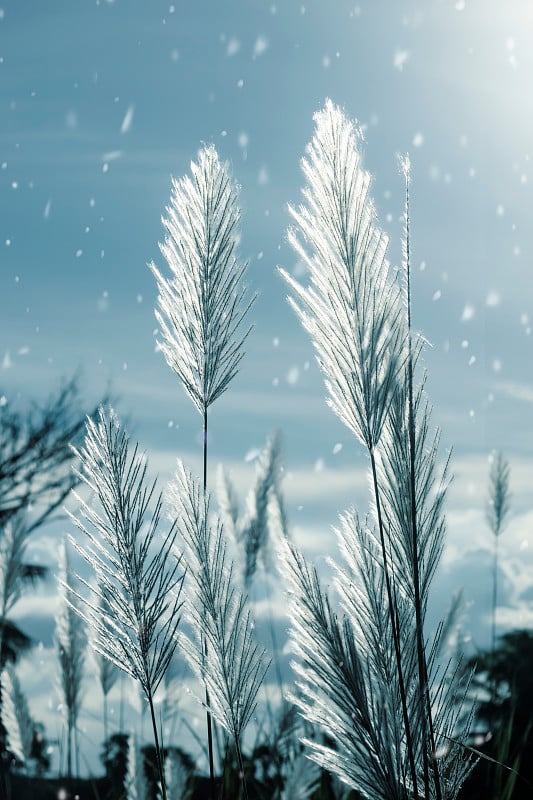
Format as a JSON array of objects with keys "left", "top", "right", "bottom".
[
  {"left": 74, "top": 723, "right": 80, "bottom": 779},
  {"left": 203, "top": 404, "right": 216, "bottom": 800},
  {"left": 491, "top": 533, "right": 499, "bottom": 677},
  {"left": 369, "top": 449, "right": 418, "bottom": 800},
  {"left": 235, "top": 737, "right": 249, "bottom": 800},
  {"left": 66, "top": 714, "right": 72, "bottom": 780},
  {"left": 147, "top": 686, "right": 167, "bottom": 800},
  {"left": 490, "top": 530, "right": 499, "bottom": 753},
  {"left": 404, "top": 166, "right": 442, "bottom": 800},
  {"left": 103, "top": 691, "right": 108, "bottom": 752},
  {"left": 119, "top": 672, "right": 124, "bottom": 732},
  {"left": 266, "top": 585, "right": 284, "bottom": 706}
]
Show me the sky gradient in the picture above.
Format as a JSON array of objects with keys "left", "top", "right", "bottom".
[{"left": 1, "top": 0, "right": 533, "bottom": 775}]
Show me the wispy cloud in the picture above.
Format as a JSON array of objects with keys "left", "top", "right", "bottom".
[{"left": 496, "top": 380, "right": 533, "bottom": 404}]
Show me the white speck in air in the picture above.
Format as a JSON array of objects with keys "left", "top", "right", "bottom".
[
  {"left": 461, "top": 304, "right": 475, "bottom": 321},
  {"left": 287, "top": 366, "right": 299, "bottom": 385},
  {"left": 253, "top": 36, "right": 269, "bottom": 58},
  {"left": 226, "top": 37, "right": 240, "bottom": 57},
  {"left": 120, "top": 105, "right": 134, "bottom": 134},
  {"left": 393, "top": 50, "right": 410, "bottom": 71}
]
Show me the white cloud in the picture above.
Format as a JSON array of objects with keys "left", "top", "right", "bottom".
[{"left": 496, "top": 380, "right": 533, "bottom": 404}]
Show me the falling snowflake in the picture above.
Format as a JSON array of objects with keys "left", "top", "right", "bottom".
[
  {"left": 393, "top": 50, "right": 410, "bottom": 71},
  {"left": 120, "top": 105, "right": 134, "bottom": 134},
  {"left": 226, "top": 37, "right": 240, "bottom": 56},
  {"left": 286, "top": 366, "right": 299, "bottom": 385},
  {"left": 258, "top": 166, "right": 269, "bottom": 185},
  {"left": 253, "top": 36, "right": 269, "bottom": 58}
]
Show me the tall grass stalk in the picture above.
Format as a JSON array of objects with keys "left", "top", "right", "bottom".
[
  {"left": 280, "top": 100, "right": 472, "bottom": 799},
  {"left": 0, "top": 512, "right": 41, "bottom": 794},
  {"left": 169, "top": 461, "right": 269, "bottom": 800},
  {"left": 56, "top": 540, "right": 85, "bottom": 779},
  {"left": 126, "top": 733, "right": 149, "bottom": 800},
  {"left": 486, "top": 452, "right": 510, "bottom": 677},
  {"left": 400, "top": 154, "right": 441, "bottom": 799},
  {"left": 67, "top": 408, "right": 185, "bottom": 800},
  {"left": 218, "top": 432, "right": 289, "bottom": 704},
  {"left": 0, "top": 664, "right": 32, "bottom": 766},
  {"left": 91, "top": 597, "right": 120, "bottom": 745},
  {"left": 163, "top": 749, "right": 192, "bottom": 800},
  {"left": 150, "top": 144, "right": 255, "bottom": 796},
  {"left": 279, "top": 99, "right": 417, "bottom": 795}
]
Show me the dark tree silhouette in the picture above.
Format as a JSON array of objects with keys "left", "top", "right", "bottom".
[
  {"left": 0, "top": 376, "right": 106, "bottom": 664},
  {"left": 0, "top": 376, "right": 105, "bottom": 790},
  {"left": 0, "top": 376, "right": 103, "bottom": 534},
  {"left": 460, "top": 629, "right": 533, "bottom": 800}
]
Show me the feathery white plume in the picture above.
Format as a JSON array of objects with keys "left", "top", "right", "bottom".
[
  {"left": 68, "top": 408, "right": 185, "bottom": 798},
  {"left": 279, "top": 99, "right": 406, "bottom": 450},
  {"left": 164, "top": 749, "right": 192, "bottom": 800},
  {"left": 68, "top": 408, "right": 184, "bottom": 699},
  {"left": 216, "top": 464, "right": 240, "bottom": 543},
  {"left": 56, "top": 539, "right": 85, "bottom": 778},
  {"left": 168, "top": 461, "right": 269, "bottom": 749},
  {"left": 282, "top": 751, "right": 320, "bottom": 799},
  {"left": 487, "top": 451, "right": 511, "bottom": 538},
  {"left": 126, "top": 734, "right": 149, "bottom": 800},
  {"left": 239, "top": 430, "right": 288, "bottom": 583},
  {"left": 1, "top": 664, "right": 32, "bottom": 764},
  {"left": 150, "top": 145, "right": 255, "bottom": 414},
  {"left": 0, "top": 512, "right": 28, "bottom": 618},
  {"left": 278, "top": 101, "right": 472, "bottom": 800}
]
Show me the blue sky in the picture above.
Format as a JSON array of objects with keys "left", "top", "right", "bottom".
[{"left": 1, "top": 0, "right": 533, "bottom": 775}]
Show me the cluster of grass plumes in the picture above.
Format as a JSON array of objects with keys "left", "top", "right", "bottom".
[
  {"left": 66, "top": 409, "right": 186, "bottom": 800},
  {"left": 15, "top": 105, "right": 480, "bottom": 800},
  {"left": 278, "top": 101, "right": 473, "bottom": 799},
  {"left": 168, "top": 462, "right": 269, "bottom": 800}
]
